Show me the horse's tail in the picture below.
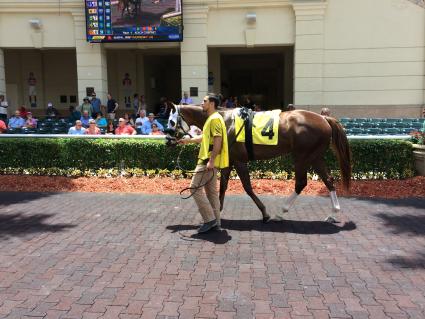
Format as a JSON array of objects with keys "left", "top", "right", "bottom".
[{"left": 325, "top": 117, "right": 352, "bottom": 190}]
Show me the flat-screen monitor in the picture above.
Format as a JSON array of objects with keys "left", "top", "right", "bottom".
[{"left": 85, "top": 0, "right": 183, "bottom": 43}]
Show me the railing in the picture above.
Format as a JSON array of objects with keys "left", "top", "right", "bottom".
[{"left": 0, "top": 134, "right": 412, "bottom": 140}]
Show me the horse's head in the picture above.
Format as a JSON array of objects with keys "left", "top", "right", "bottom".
[{"left": 165, "top": 104, "right": 192, "bottom": 147}]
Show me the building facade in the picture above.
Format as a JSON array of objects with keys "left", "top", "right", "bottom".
[{"left": 0, "top": 0, "right": 424, "bottom": 118}]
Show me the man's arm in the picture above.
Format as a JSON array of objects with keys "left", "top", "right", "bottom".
[
  {"left": 207, "top": 136, "right": 222, "bottom": 169},
  {"left": 114, "top": 102, "right": 119, "bottom": 112},
  {"left": 179, "top": 135, "right": 202, "bottom": 144}
]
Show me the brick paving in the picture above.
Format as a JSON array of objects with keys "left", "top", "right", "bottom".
[{"left": 0, "top": 192, "right": 424, "bottom": 319}]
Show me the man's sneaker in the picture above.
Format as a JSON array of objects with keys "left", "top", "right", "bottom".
[{"left": 197, "top": 219, "right": 217, "bottom": 233}]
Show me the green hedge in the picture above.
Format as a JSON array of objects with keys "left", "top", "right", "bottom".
[{"left": 0, "top": 138, "right": 415, "bottom": 179}]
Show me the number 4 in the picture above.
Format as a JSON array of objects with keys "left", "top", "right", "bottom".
[{"left": 261, "top": 118, "right": 274, "bottom": 140}]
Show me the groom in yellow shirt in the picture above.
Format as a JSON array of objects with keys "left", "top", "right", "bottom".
[{"left": 179, "top": 93, "right": 229, "bottom": 233}]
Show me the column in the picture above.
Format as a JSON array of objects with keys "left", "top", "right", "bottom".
[
  {"left": 180, "top": 4, "right": 208, "bottom": 104},
  {"left": 72, "top": 12, "right": 108, "bottom": 105},
  {"left": 292, "top": 2, "right": 327, "bottom": 107},
  {"left": 0, "top": 49, "right": 5, "bottom": 96}
]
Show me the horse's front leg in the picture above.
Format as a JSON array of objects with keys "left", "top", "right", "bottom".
[
  {"left": 219, "top": 166, "right": 232, "bottom": 213},
  {"left": 234, "top": 162, "right": 270, "bottom": 223}
]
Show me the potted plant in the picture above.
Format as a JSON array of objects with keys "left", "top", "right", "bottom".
[{"left": 410, "top": 130, "right": 425, "bottom": 175}]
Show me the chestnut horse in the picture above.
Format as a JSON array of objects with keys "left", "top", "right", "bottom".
[{"left": 167, "top": 105, "right": 351, "bottom": 223}]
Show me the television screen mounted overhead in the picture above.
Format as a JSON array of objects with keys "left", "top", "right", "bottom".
[{"left": 85, "top": 0, "right": 183, "bottom": 43}]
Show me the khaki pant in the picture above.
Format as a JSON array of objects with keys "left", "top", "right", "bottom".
[{"left": 190, "top": 164, "right": 220, "bottom": 223}]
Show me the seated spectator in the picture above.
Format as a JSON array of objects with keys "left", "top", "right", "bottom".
[
  {"left": 124, "top": 112, "right": 135, "bottom": 127},
  {"left": 0, "top": 94, "right": 8, "bottom": 122},
  {"left": 68, "top": 120, "right": 86, "bottom": 135},
  {"left": 115, "top": 118, "right": 137, "bottom": 135},
  {"left": 19, "top": 106, "right": 29, "bottom": 118},
  {"left": 226, "top": 98, "right": 234, "bottom": 108},
  {"left": 135, "top": 110, "right": 148, "bottom": 128},
  {"left": 233, "top": 96, "right": 240, "bottom": 108},
  {"left": 0, "top": 119, "right": 6, "bottom": 133},
  {"left": 95, "top": 113, "right": 107, "bottom": 128},
  {"left": 254, "top": 104, "right": 262, "bottom": 112},
  {"left": 320, "top": 107, "right": 331, "bottom": 116},
  {"left": 69, "top": 106, "right": 81, "bottom": 124},
  {"left": 8, "top": 111, "right": 25, "bottom": 129},
  {"left": 141, "top": 113, "right": 164, "bottom": 135},
  {"left": 80, "top": 110, "right": 92, "bottom": 128},
  {"left": 46, "top": 102, "right": 59, "bottom": 117},
  {"left": 24, "top": 112, "right": 37, "bottom": 128},
  {"left": 106, "top": 120, "right": 115, "bottom": 135},
  {"left": 85, "top": 119, "right": 101, "bottom": 135},
  {"left": 150, "top": 123, "right": 165, "bottom": 135}
]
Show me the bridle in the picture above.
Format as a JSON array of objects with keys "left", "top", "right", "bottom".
[{"left": 173, "top": 105, "right": 193, "bottom": 139}]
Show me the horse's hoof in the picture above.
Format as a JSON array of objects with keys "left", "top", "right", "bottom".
[
  {"left": 325, "top": 216, "right": 338, "bottom": 224},
  {"left": 262, "top": 216, "right": 271, "bottom": 223},
  {"left": 275, "top": 214, "right": 285, "bottom": 221}
]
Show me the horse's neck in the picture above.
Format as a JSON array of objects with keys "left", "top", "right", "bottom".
[{"left": 183, "top": 106, "right": 208, "bottom": 128}]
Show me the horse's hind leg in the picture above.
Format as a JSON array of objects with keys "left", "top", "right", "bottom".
[
  {"left": 312, "top": 159, "right": 342, "bottom": 223},
  {"left": 234, "top": 162, "right": 271, "bottom": 223}
]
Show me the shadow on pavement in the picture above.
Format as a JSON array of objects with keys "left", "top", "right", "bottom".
[
  {"left": 376, "top": 213, "right": 425, "bottom": 236},
  {"left": 387, "top": 252, "right": 425, "bottom": 269},
  {"left": 0, "top": 212, "right": 76, "bottom": 240},
  {"left": 167, "top": 219, "right": 356, "bottom": 236},
  {"left": 167, "top": 225, "right": 232, "bottom": 244}
]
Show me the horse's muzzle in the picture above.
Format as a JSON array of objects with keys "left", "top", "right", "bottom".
[{"left": 165, "top": 134, "right": 178, "bottom": 147}]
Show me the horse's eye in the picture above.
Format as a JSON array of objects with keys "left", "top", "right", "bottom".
[{"left": 170, "top": 120, "right": 175, "bottom": 127}]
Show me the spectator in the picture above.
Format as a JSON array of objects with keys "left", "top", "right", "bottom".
[
  {"left": 80, "top": 110, "right": 92, "bottom": 128},
  {"left": 320, "top": 107, "right": 331, "bottom": 116},
  {"left": 124, "top": 112, "right": 135, "bottom": 127},
  {"left": 180, "top": 91, "right": 193, "bottom": 105},
  {"left": 150, "top": 123, "right": 164, "bottom": 135},
  {"left": 115, "top": 118, "right": 137, "bottom": 135},
  {"left": 85, "top": 119, "right": 101, "bottom": 135},
  {"left": 233, "top": 96, "right": 240, "bottom": 108},
  {"left": 135, "top": 110, "right": 148, "bottom": 128},
  {"left": 95, "top": 113, "right": 107, "bottom": 128},
  {"left": 142, "top": 113, "right": 164, "bottom": 135},
  {"left": 80, "top": 97, "right": 92, "bottom": 117},
  {"left": 106, "top": 120, "right": 115, "bottom": 135},
  {"left": 287, "top": 104, "right": 295, "bottom": 111},
  {"left": 19, "top": 106, "right": 29, "bottom": 118},
  {"left": 8, "top": 111, "right": 25, "bottom": 129},
  {"left": 69, "top": 106, "right": 81, "bottom": 123},
  {"left": 254, "top": 104, "right": 262, "bottom": 112},
  {"left": 422, "top": 108, "right": 425, "bottom": 133},
  {"left": 91, "top": 92, "right": 102, "bottom": 118},
  {"left": 244, "top": 97, "right": 255, "bottom": 110},
  {"left": 106, "top": 93, "right": 119, "bottom": 120},
  {"left": 133, "top": 93, "right": 142, "bottom": 117},
  {"left": 24, "top": 112, "right": 37, "bottom": 128},
  {"left": 68, "top": 120, "right": 86, "bottom": 135},
  {"left": 0, "top": 95, "right": 8, "bottom": 122},
  {"left": 46, "top": 102, "right": 59, "bottom": 117},
  {"left": 226, "top": 98, "right": 234, "bottom": 108},
  {"left": 0, "top": 119, "right": 6, "bottom": 133}
]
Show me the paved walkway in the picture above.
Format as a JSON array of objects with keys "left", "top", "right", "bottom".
[{"left": 0, "top": 192, "right": 424, "bottom": 319}]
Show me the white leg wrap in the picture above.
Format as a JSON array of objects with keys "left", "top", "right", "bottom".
[
  {"left": 283, "top": 191, "right": 298, "bottom": 212},
  {"left": 330, "top": 191, "right": 340, "bottom": 212}
]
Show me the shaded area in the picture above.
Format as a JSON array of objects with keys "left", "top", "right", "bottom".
[
  {"left": 358, "top": 197, "right": 425, "bottom": 210},
  {"left": 168, "top": 219, "right": 356, "bottom": 236},
  {"left": 0, "top": 192, "right": 54, "bottom": 208},
  {"left": 167, "top": 225, "right": 232, "bottom": 244},
  {"left": 0, "top": 212, "right": 76, "bottom": 240},
  {"left": 376, "top": 213, "right": 425, "bottom": 236},
  {"left": 387, "top": 253, "right": 425, "bottom": 269}
]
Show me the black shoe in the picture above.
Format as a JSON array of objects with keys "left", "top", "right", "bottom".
[{"left": 197, "top": 220, "right": 217, "bottom": 233}]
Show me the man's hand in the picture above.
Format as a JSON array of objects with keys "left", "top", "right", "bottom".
[
  {"left": 178, "top": 138, "right": 190, "bottom": 145},
  {"left": 206, "top": 159, "right": 215, "bottom": 170}
]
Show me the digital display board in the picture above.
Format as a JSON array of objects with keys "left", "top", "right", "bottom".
[{"left": 85, "top": 0, "right": 183, "bottom": 43}]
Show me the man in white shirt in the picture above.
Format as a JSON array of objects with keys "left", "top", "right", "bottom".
[
  {"left": 0, "top": 95, "right": 8, "bottom": 122},
  {"left": 135, "top": 110, "right": 148, "bottom": 128},
  {"left": 179, "top": 91, "right": 193, "bottom": 105}
]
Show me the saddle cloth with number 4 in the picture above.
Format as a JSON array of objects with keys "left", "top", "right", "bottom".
[{"left": 234, "top": 108, "right": 281, "bottom": 145}]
